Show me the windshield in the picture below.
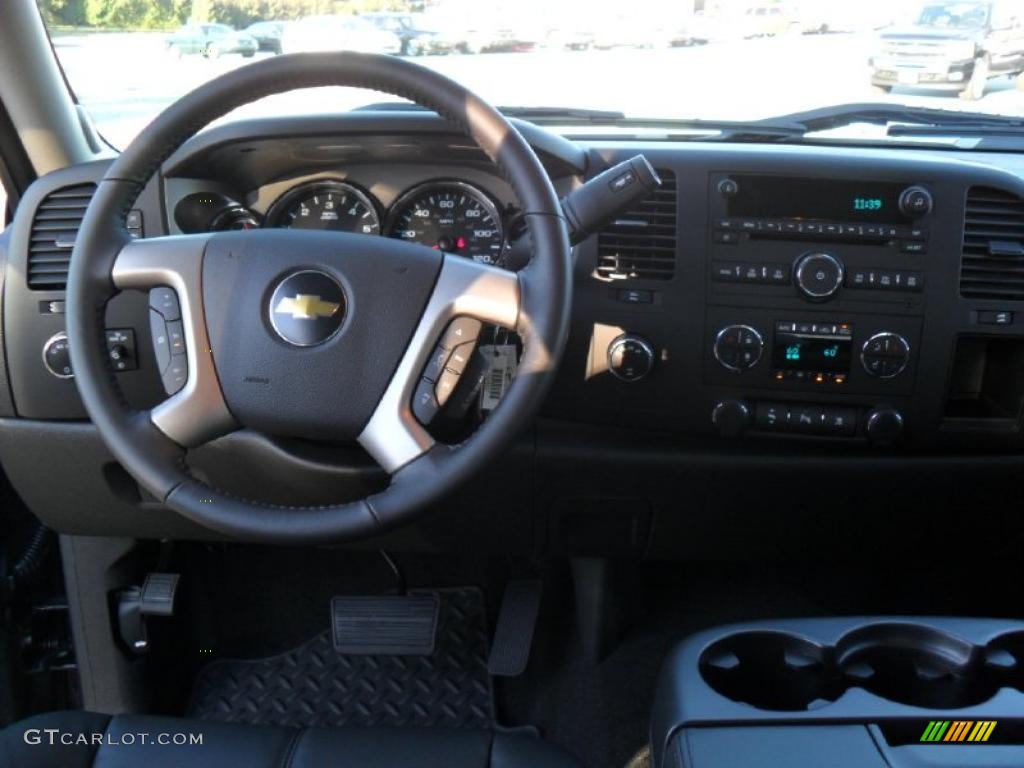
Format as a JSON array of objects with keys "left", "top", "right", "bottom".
[
  {"left": 38, "top": 0, "right": 1024, "bottom": 149},
  {"left": 915, "top": 2, "right": 990, "bottom": 29}
]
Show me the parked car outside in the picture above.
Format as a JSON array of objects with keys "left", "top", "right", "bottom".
[
  {"left": 245, "top": 21, "right": 284, "bottom": 54},
  {"left": 870, "top": 0, "right": 1024, "bottom": 100},
  {"left": 165, "top": 23, "right": 258, "bottom": 58},
  {"left": 361, "top": 12, "right": 429, "bottom": 56},
  {"left": 279, "top": 15, "right": 402, "bottom": 55}
]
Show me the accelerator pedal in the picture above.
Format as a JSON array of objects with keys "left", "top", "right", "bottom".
[{"left": 488, "top": 579, "right": 542, "bottom": 677}]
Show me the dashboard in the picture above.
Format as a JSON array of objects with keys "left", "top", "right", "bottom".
[{"left": 4, "top": 111, "right": 1024, "bottom": 547}]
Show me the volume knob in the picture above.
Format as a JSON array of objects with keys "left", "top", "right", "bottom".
[{"left": 794, "top": 252, "right": 844, "bottom": 301}]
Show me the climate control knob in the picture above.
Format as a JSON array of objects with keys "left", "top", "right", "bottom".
[
  {"left": 607, "top": 334, "right": 655, "bottom": 382},
  {"left": 861, "top": 333, "right": 910, "bottom": 379},
  {"left": 713, "top": 325, "right": 763, "bottom": 372},
  {"left": 794, "top": 252, "right": 844, "bottom": 301}
]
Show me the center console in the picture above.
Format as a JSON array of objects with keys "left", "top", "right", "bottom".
[{"left": 652, "top": 617, "right": 1024, "bottom": 768}]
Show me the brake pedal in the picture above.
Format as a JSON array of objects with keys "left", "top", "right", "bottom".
[{"left": 330, "top": 594, "right": 439, "bottom": 655}]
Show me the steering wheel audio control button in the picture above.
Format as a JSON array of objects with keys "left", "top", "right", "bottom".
[
  {"left": 412, "top": 377, "right": 440, "bottom": 424},
  {"left": 435, "top": 369, "right": 461, "bottom": 406},
  {"left": 440, "top": 317, "right": 482, "bottom": 350}
]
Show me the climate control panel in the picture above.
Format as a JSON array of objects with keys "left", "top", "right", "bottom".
[{"left": 705, "top": 307, "right": 920, "bottom": 397}]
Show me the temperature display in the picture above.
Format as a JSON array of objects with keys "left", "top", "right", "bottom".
[{"left": 772, "top": 331, "right": 852, "bottom": 374}]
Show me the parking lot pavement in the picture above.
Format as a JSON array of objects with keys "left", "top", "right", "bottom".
[{"left": 53, "top": 31, "right": 1024, "bottom": 149}]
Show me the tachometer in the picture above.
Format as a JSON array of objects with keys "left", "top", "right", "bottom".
[
  {"left": 385, "top": 182, "right": 505, "bottom": 264},
  {"left": 267, "top": 181, "right": 381, "bottom": 234}
]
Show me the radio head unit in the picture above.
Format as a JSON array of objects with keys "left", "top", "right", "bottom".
[{"left": 723, "top": 175, "right": 915, "bottom": 224}]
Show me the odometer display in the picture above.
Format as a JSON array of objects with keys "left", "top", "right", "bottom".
[
  {"left": 385, "top": 182, "right": 505, "bottom": 264},
  {"left": 268, "top": 181, "right": 381, "bottom": 234}
]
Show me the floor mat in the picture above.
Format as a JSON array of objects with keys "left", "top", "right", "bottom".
[{"left": 187, "top": 588, "right": 493, "bottom": 729}]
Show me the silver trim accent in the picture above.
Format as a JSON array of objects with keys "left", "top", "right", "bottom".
[
  {"left": 713, "top": 324, "right": 763, "bottom": 373},
  {"left": 607, "top": 334, "right": 655, "bottom": 382},
  {"left": 42, "top": 331, "right": 73, "bottom": 379},
  {"left": 358, "top": 256, "right": 520, "bottom": 474},
  {"left": 112, "top": 235, "right": 236, "bottom": 447},
  {"left": 794, "top": 252, "right": 844, "bottom": 300},
  {"left": 860, "top": 332, "right": 910, "bottom": 380}
]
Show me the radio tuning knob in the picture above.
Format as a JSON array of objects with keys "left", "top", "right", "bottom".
[
  {"left": 794, "top": 252, "right": 844, "bottom": 301},
  {"left": 607, "top": 334, "right": 655, "bottom": 382},
  {"left": 898, "top": 186, "right": 933, "bottom": 218}
]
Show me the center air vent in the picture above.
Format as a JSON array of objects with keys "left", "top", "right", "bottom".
[
  {"left": 960, "top": 186, "right": 1024, "bottom": 300},
  {"left": 596, "top": 169, "right": 677, "bottom": 281},
  {"left": 27, "top": 183, "right": 96, "bottom": 290}
]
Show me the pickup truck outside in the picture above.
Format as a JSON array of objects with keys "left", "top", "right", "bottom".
[{"left": 870, "top": 0, "right": 1024, "bottom": 100}]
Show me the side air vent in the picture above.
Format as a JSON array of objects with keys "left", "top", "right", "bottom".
[
  {"left": 27, "top": 183, "right": 96, "bottom": 290},
  {"left": 961, "top": 186, "right": 1024, "bottom": 300},
  {"left": 596, "top": 169, "right": 677, "bottom": 281}
]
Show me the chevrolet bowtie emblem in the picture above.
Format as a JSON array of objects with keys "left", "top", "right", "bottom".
[
  {"left": 274, "top": 294, "right": 341, "bottom": 320},
  {"left": 268, "top": 271, "right": 346, "bottom": 347}
]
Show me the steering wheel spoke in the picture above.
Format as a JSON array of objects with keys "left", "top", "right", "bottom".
[
  {"left": 358, "top": 255, "right": 520, "bottom": 474},
  {"left": 112, "top": 235, "right": 236, "bottom": 447}
]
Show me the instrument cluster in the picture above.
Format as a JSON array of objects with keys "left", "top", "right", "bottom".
[{"left": 173, "top": 178, "right": 508, "bottom": 265}]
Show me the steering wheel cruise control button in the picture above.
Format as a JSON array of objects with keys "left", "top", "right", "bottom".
[
  {"left": 148, "top": 287, "right": 189, "bottom": 394},
  {"left": 163, "top": 354, "right": 188, "bottom": 395},
  {"left": 149, "top": 287, "right": 181, "bottom": 321}
]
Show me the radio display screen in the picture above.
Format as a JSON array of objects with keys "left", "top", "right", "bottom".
[
  {"left": 726, "top": 176, "right": 910, "bottom": 223},
  {"left": 772, "top": 331, "right": 852, "bottom": 374}
]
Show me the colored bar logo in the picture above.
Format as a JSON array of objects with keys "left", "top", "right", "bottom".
[{"left": 920, "top": 721, "right": 997, "bottom": 743}]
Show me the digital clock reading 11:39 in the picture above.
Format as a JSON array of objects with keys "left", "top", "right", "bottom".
[{"left": 853, "top": 197, "right": 884, "bottom": 212}]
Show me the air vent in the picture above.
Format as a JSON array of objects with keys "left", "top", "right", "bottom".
[
  {"left": 27, "top": 183, "right": 96, "bottom": 290},
  {"left": 960, "top": 186, "right": 1024, "bottom": 300},
  {"left": 596, "top": 169, "right": 677, "bottom": 281}
]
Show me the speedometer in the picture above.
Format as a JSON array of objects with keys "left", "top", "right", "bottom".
[
  {"left": 267, "top": 181, "right": 381, "bottom": 234},
  {"left": 385, "top": 182, "right": 505, "bottom": 264}
]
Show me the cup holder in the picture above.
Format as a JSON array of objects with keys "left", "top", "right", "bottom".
[
  {"left": 836, "top": 623, "right": 991, "bottom": 709},
  {"left": 699, "top": 623, "right": 1024, "bottom": 712},
  {"left": 699, "top": 631, "right": 840, "bottom": 711}
]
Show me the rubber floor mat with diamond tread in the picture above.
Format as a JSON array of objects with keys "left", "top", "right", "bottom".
[{"left": 187, "top": 588, "right": 493, "bottom": 729}]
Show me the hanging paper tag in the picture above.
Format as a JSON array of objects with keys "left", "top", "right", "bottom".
[{"left": 479, "top": 344, "right": 518, "bottom": 412}]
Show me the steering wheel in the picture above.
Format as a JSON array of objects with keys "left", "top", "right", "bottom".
[{"left": 66, "top": 53, "right": 571, "bottom": 543}]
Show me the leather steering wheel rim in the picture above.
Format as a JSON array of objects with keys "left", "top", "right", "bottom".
[{"left": 66, "top": 52, "right": 571, "bottom": 543}]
